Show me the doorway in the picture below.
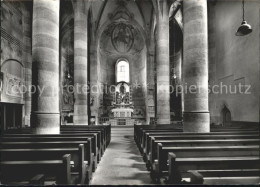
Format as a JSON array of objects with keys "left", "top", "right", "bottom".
[
  {"left": 222, "top": 105, "right": 231, "bottom": 126},
  {"left": 0, "top": 103, "right": 23, "bottom": 132}
]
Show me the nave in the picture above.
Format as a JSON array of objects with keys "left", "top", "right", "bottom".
[
  {"left": 91, "top": 126, "right": 153, "bottom": 185},
  {"left": 1, "top": 124, "right": 259, "bottom": 185},
  {"left": 0, "top": 0, "right": 259, "bottom": 185}
]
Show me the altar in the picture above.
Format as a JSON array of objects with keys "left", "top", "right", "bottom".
[
  {"left": 111, "top": 108, "right": 133, "bottom": 118},
  {"left": 109, "top": 82, "right": 135, "bottom": 126}
]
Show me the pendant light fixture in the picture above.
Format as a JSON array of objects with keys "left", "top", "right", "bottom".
[{"left": 236, "top": 0, "right": 252, "bottom": 36}]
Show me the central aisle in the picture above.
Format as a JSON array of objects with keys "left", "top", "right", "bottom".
[{"left": 90, "top": 126, "right": 154, "bottom": 185}]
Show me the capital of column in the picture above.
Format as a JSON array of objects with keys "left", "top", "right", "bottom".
[
  {"left": 73, "top": 0, "right": 90, "bottom": 15},
  {"left": 156, "top": 0, "right": 169, "bottom": 21}
]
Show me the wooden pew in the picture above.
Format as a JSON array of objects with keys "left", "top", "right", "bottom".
[
  {"left": 60, "top": 130, "right": 106, "bottom": 155},
  {"left": 148, "top": 138, "right": 260, "bottom": 167},
  {"left": 5, "top": 124, "right": 111, "bottom": 149},
  {"left": 135, "top": 124, "right": 258, "bottom": 150},
  {"left": 0, "top": 135, "right": 99, "bottom": 170},
  {"left": 138, "top": 131, "right": 258, "bottom": 165},
  {"left": 140, "top": 130, "right": 257, "bottom": 153},
  {"left": 134, "top": 123, "right": 256, "bottom": 144},
  {"left": 212, "top": 128, "right": 259, "bottom": 132},
  {"left": 167, "top": 153, "right": 260, "bottom": 184},
  {"left": 61, "top": 126, "right": 110, "bottom": 153},
  {"left": 29, "top": 174, "right": 45, "bottom": 185},
  {"left": 61, "top": 124, "right": 111, "bottom": 146},
  {"left": 140, "top": 129, "right": 183, "bottom": 150},
  {"left": 136, "top": 127, "right": 258, "bottom": 160},
  {"left": 188, "top": 169, "right": 260, "bottom": 185},
  {"left": 144, "top": 132, "right": 258, "bottom": 161},
  {"left": 134, "top": 124, "right": 260, "bottom": 185},
  {"left": 0, "top": 154, "right": 71, "bottom": 185},
  {"left": 211, "top": 121, "right": 259, "bottom": 129},
  {"left": 147, "top": 134, "right": 259, "bottom": 169},
  {"left": 61, "top": 129, "right": 105, "bottom": 144},
  {"left": 134, "top": 125, "right": 182, "bottom": 144},
  {"left": 1, "top": 125, "right": 111, "bottom": 185},
  {"left": 4, "top": 132, "right": 101, "bottom": 159},
  {"left": 7, "top": 131, "right": 106, "bottom": 163},
  {"left": 0, "top": 140, "right": 94, "bottom": 178},
  {"left": 0, "top": 145, "right": 89, "bottom": 184},
  {"left": 2, "top": 133, "right": 100, "bottom": 162},
  {"left": 153, "top": 144, "right": 259, "bottom": 180},
  {"left": 136, "top": 128, "right": 183, "bottom": 149}
]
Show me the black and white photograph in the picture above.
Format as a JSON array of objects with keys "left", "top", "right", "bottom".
[{"left": 0, "top": 0, "right": 259, "bottom": 185}]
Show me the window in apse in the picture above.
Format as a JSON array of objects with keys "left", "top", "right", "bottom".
[{"left": 116, "top": 60, "right": 129, "bottom": 83}]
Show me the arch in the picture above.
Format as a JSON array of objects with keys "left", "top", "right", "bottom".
[
  {"left": 1, "top": 59, "right": 25, "bottom": 79},
  {"left": 1, "top": 59, "right": 24, "bottom": 68},
  {"left": 115, "top": 58, "right": 130, "bottom": 83}
]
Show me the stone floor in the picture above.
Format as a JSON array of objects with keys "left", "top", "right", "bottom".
[{"left": 90, "top": 126, "right": 154, "bottom": 185}]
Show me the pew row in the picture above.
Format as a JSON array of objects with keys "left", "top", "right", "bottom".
[
  {"left": 0, "top": 145, "right": 91, "bottom": 184},
  {"left": 1, "top": 134, "right": 99, "bottom": 168},
  {"left": 188, "top": 169, "right": 260, "bottom": 185},
  {"left": 147, "top": 138, "right": 260, "bottom": 169},
  {"left": 144, "top": 133, "right": 259, "bottom": 163},
  {"left": 0, "top": 154, "right": 72, "bottom": 185},
  {"left": 168, "top": 153, "right": 260, "bottom": 184}
]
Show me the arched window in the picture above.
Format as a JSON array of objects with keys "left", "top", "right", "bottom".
[{"left": 116, "top": 60, "right": 129, "bottom": 83}]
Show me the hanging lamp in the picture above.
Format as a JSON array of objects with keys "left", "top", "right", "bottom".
[{"left": 236, "top": 0, "right": 252, "bottom": 36}]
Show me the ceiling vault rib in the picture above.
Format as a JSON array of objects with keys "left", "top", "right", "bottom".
[
  {"left": 95, "top": 0, "right": 108, "bottom": 32},
  {"left": 135, "top": 1, "right": 146, "bottom": 27}
]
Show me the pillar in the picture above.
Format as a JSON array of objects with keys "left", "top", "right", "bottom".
[
  {"left": 73, "top": 0, "right": 88, "bottom": 125},
  {"left": 156, "top": 0, "right": 170, "bottom": 124},
  {"left": 183, "top": 0, "right": 210, "bottom": 132},
  {"left": 23, "top": 8, "right": 32, "bottom": 127},
  {"left": 31, "top": 0, "right": 60, "bottom": 134}
]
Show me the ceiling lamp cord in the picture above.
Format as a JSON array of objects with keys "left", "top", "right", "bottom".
[
  {"left": 242, "top": 0, "right": 245, "bottom": 21},
  {"left": 235, "top": 0, "right": 252, "bottom": 36}
]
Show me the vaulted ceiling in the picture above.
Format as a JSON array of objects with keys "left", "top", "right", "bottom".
[{"left": 89, "top": 0, "right": 154, "bottom": 37}]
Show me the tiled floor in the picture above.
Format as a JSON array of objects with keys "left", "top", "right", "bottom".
[{"left": 90, "top": 126, "right": 154, "bottom": 185}]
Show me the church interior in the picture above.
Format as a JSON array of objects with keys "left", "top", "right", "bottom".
[{"left": 0, "top": 0, "right": 259, "bottom": 185}]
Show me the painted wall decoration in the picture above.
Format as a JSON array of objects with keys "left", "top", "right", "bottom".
[
  {"left": 5, "top": 73, "right": 24, "bottom": 98},
  {"left": 100, "top": 22, "right": 144, "bottom": 55},
  {"left": 1, "top": 59, "right": 24, "bottom": 104},
  {"left": 111, "top": 23, "right": 134, "bottom": 53}
]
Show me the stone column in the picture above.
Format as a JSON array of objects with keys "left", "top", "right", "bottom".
[
  {"left": 22, "top": 8, "right": 32, "bottom": 127},
  {"left": 31, "top": 0, "right": 60, "bottom": 134},
  {"left": 183, "top": 0, "right": 210, "bottom": 132},
  {"left": 73, "top": 0, "right": 88, "bottom": 125},
  {"left": 156, "top": 0, "right": 170, "bottom": 124}
]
